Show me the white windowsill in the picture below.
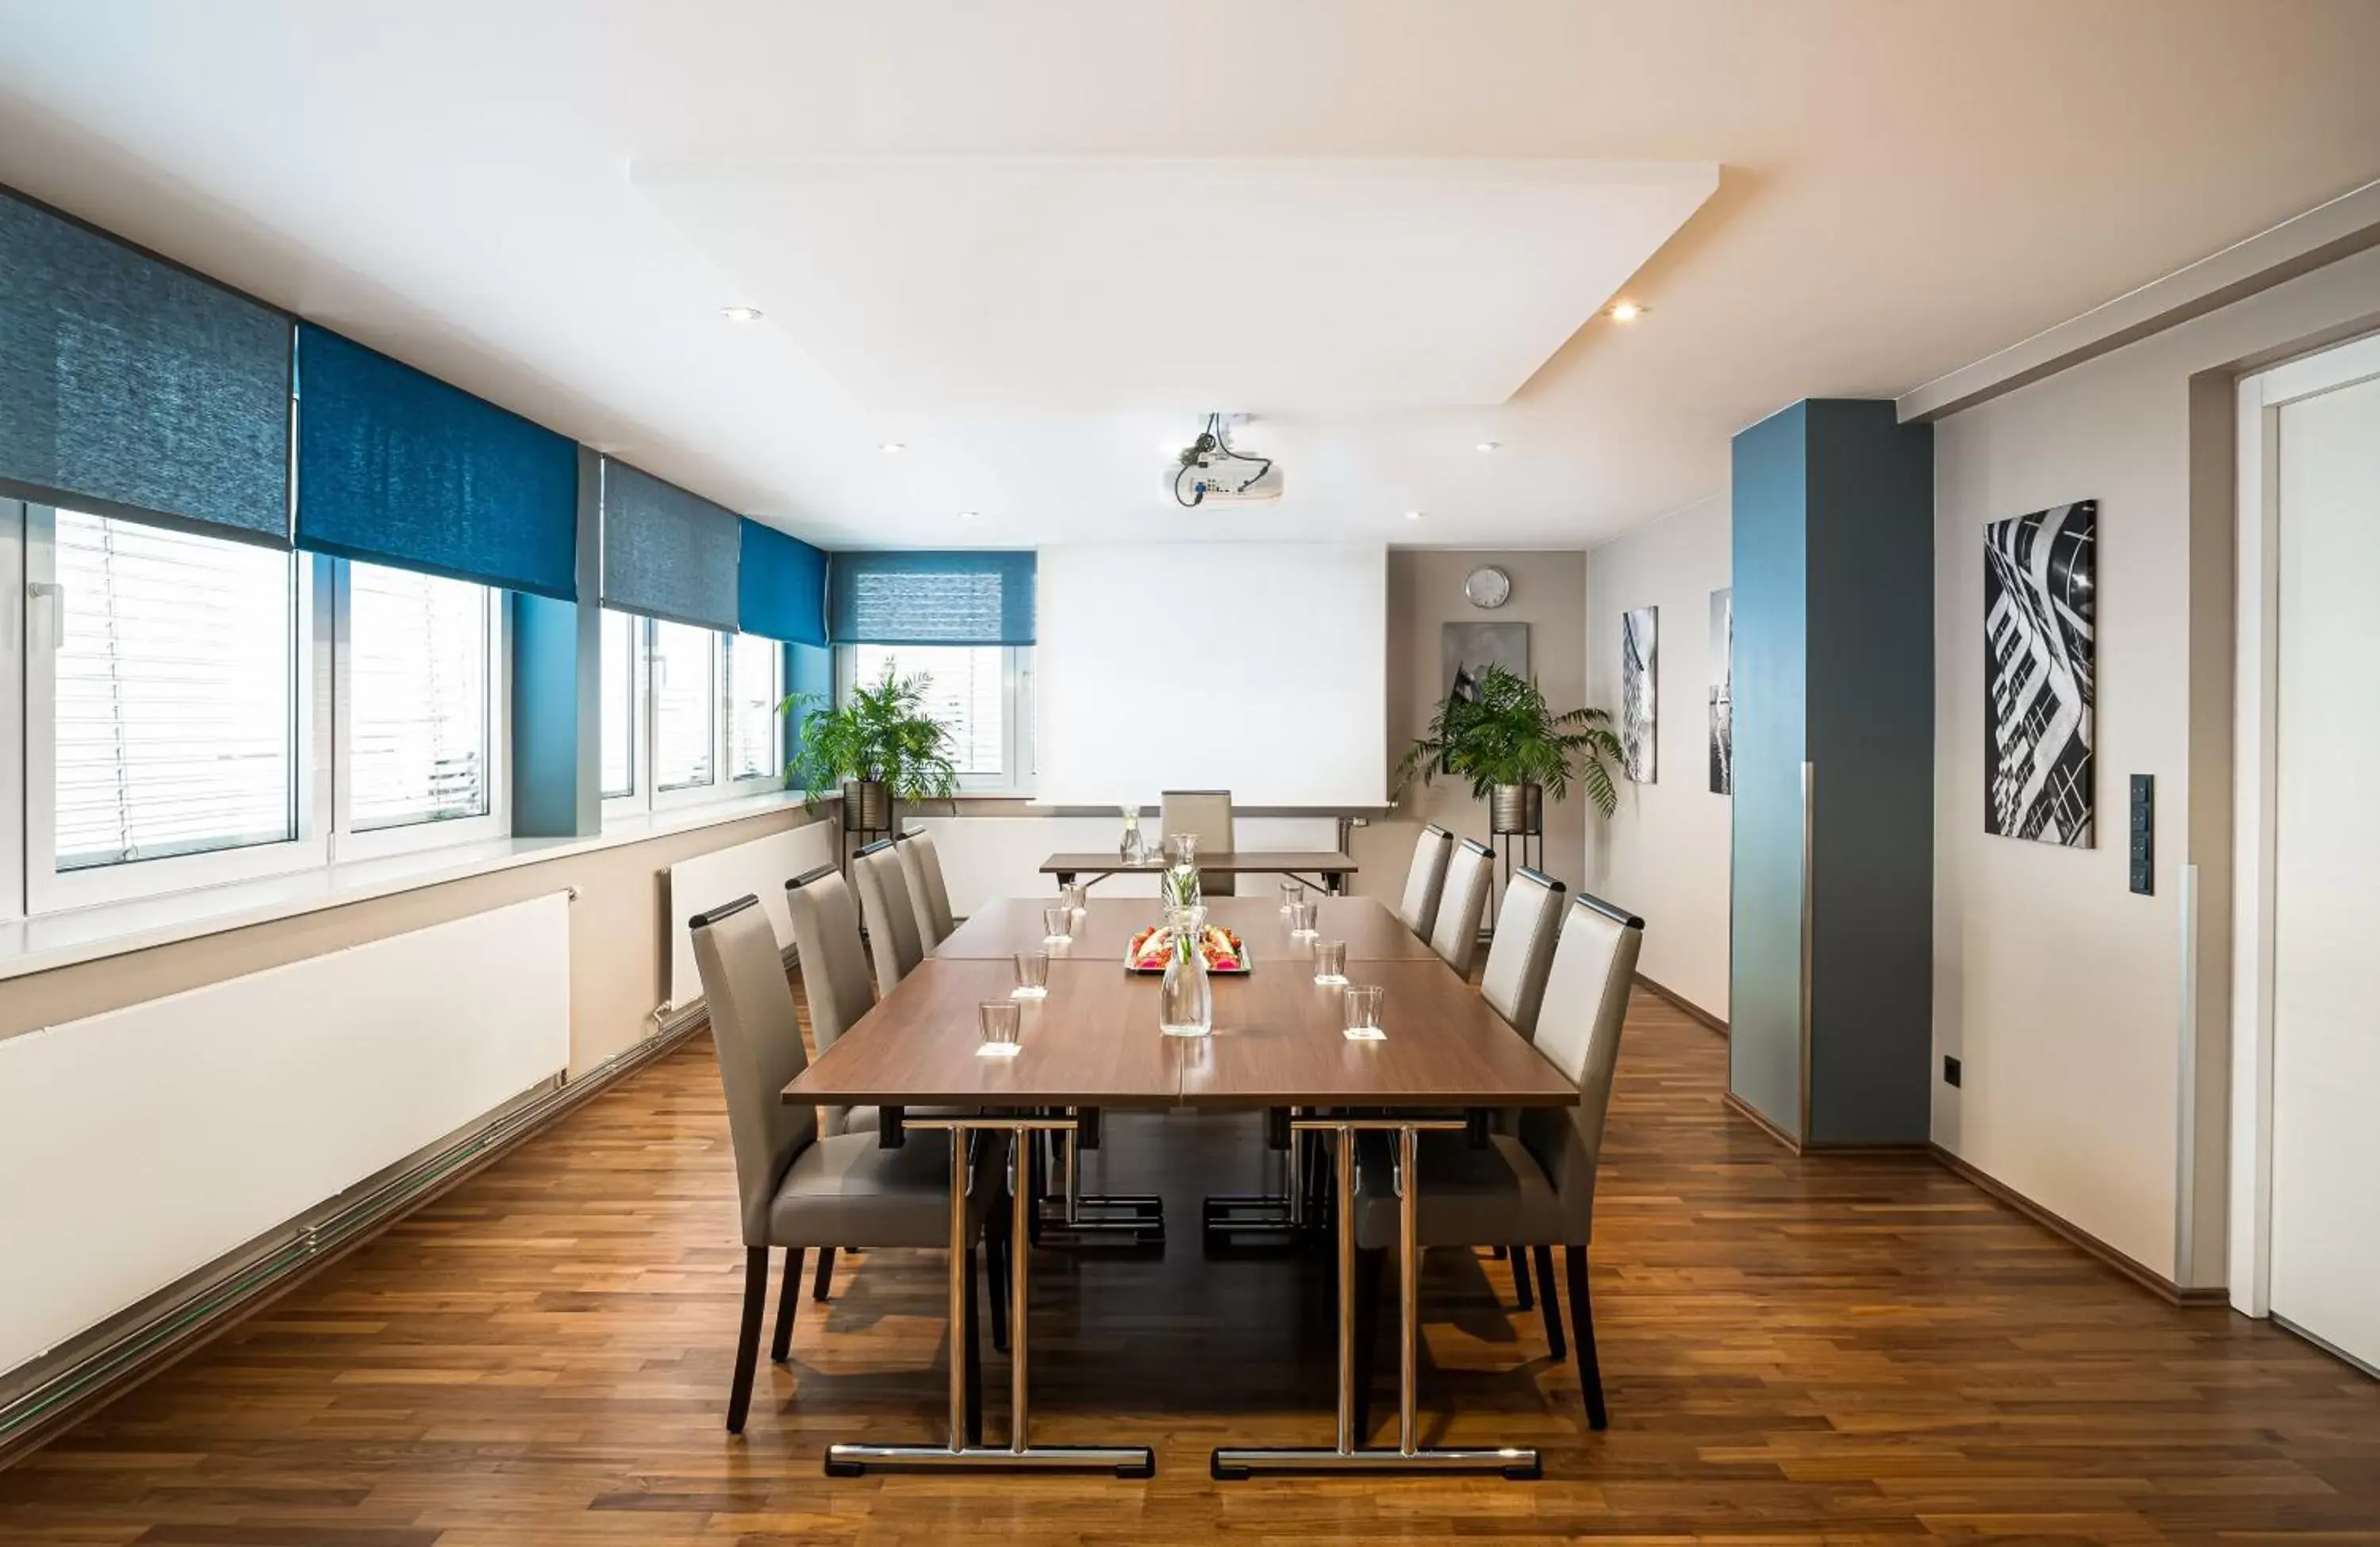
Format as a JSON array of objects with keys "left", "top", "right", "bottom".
[{"left": 0, "top": 789, "right": 826, "bottom": 987}]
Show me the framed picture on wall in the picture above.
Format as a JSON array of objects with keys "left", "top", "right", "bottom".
[
  {"left": 1983, "top": 498, "right": 2095, "bottom": 845},
  {"left": 1708, "top": 588, "right": 1732, "bottom": 795},
  {"left": 1622, "top": 605, "right": 1657, "bottom": 783}
]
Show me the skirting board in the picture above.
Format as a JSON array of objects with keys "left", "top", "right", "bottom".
[
  {"left": 1928, "top": 1144, "right": 2228, "bottom": 1308},
  {"left": 0, "top": 1010, "right": 713, "bottom": 1472},
  {"left": 1721, "top": 1089, "right": 1931, "bottom": 1158},
  {"left": 1634, "top": 973, "right": 1726, "bottom": 1036}
]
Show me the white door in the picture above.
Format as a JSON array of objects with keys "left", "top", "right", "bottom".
[{"left": 2271, "top": 366, "right": 2380, "bottom": 1372}]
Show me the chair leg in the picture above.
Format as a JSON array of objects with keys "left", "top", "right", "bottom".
[
  {"left": 1352, "top": 1245, "right": 1385, "bottom": 1445},
  {"left": 727, "top": 1246, "right": 770, "bottom": 1434},
  {"left": 770, "top": 1246, "right": 804, "bottom": 1363},
  {"left": 810, "top": 1244, "right": 836, "bottom": 1303},
  {"left": 1509, "top": 1244, "right": 1534, "bottom": 1311},
  {"left": 1533, "top": 1245, "right": 1565, "bottom": 1361},
  {"left": 1562, "top": 1245, "right": 1607, "bottom": 1430},
  {"left": 963, "top": 1246, "right": 984, "bottom": 1446}
]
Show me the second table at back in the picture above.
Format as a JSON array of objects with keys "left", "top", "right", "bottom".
[{"left": 938, "top": 894, "right": 1442, "bottom": 965}]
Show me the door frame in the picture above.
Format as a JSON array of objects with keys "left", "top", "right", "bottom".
[{"left": 2228, "top": 328, "right": 2380, "bottom": 1317}]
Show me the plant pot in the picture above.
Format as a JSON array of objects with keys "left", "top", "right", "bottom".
[
  {"left": 1489, "top": 781, "right": 1543, "bottom": 835},
  {"left": 842, "top": 779, "right": 891, "bottom": 832}
]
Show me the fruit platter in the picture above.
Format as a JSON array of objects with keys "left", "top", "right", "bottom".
[{"left": 1125, "top": 922, "right": 1250, "bottom": 974}]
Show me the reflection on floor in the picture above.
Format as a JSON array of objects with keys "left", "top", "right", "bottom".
[{"left": 3, "top": 988, "right": 2377, "bottom": 1543}]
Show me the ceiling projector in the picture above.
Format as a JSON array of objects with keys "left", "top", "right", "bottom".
[{"left": 1169, "top": 413, "right": 1283, "bottom": 506}]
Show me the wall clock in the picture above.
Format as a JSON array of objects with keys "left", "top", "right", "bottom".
[{"left": 1464, "top": 565, "right": 1512, "bottom": 609}]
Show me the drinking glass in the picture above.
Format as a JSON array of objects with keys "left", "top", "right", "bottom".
[
  {"left": 1012, "top": 950, "right": 1050, "bottom": 999},
  {"left": 1342, "top": 984, "right": 1386, "bottom": 1042},
  {"left": 1062, "top": 881, "right": 1089, "bottom": 915},
  {"left": 1043, "top": 905, "right": 1073, "bottom": 944},
  {"left": 1288, "top": 900, "right": 1319, "bottom": 939},
  {"left": 1163, "top": 831, "right": 1199, "bottom": 868},
  {"left": 1279, "top": 879, "right": 1307, "bottom": 915},
  {"left": 1311, "top": 939, "right": 1348, "bottom": 986},
  {"left": 977, "top": 1000, "right": 1024, "bottom": 1058}
]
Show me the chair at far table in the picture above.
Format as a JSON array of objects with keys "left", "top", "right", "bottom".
[
  {"left": 688, "top": 893, "right": 1007, "bottom": 1438},
  {"left": 1349, "top": 889, "right": 1642, "bottom": 1436},
  {"left": 1161, "top": 789, "right": 1236, "bottom": 896}
]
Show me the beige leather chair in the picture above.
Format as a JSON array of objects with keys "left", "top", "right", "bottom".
[
  {"left": 894, "top": 829, "right": 955, "bottom": 947},
  {"left": 1351, "top": 889, "right": 1643, "bottom": 1431},
  {"left": 781, "top": 864, "right": 877, "bottom": 1140},
  {"left": 1161, "top": 789, "right": 1236, "bottom": 896},
  {"left": 1480, "top": 867, "right": 1566, "bottom": 1040},
  {"left": 851, "top": 839, "right": 924, "bottom": 992},
  {"left": 1428, "top": 838, "right": 1495, "bottom": 977},
  {"left": 1396, "top": 824, "right": 1455, "bottom": 939},
  {"left": 687, "top": 892, "right": 1007, "bottom": 1437}
]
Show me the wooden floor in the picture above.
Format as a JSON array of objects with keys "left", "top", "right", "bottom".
[{"left": 5, "top": 990, "right": 2378, "bottom": 1544}]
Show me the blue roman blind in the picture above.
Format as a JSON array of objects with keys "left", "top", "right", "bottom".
[
  {"left": 738, "top": 518, "right": 827, "bottom": 646},
  {"left": 601, "top": 459, "right": 740, "bottom": 631},
  {"left": 0, "top": 187, "right": 291, "bottom": 545},
  {"left": 829, "top": 551, "right": 1035, "bottom": 646},
  {"left": 294, "top": 324, "right": 578, "bottom": 599}
]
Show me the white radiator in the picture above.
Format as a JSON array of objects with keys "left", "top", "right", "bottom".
[
  {"left": 665, "top": 820, "right": 839, "bottom": 1012},
  {"left": 0, "top": 893, "right": 570, "bottom": 1376}
]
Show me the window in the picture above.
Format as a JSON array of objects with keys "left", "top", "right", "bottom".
[
  {"left": 842, "top": 643, "right": 1032, "bottom": 792},
  {"left": 48, "top": 509, "right": 299, "bottom": 871},
  {"left": 344, "top": 562, "right": 493, "bottom": 831},
  {"left": 651, "top": 619, "right": 716, "bottom": 793},
  {"left": 602, "top": 615, "right": 784, "bottom": 819},
  {"left": 599, "top": 607, "right": 637, "bottom": 799},
  {"left": 725, "top": 632, "right": 781, "bottom": 782}
]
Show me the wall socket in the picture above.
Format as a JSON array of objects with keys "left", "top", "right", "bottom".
[{"left": 1943, "top": 1054, "right": 1962, "bottom": 1088}]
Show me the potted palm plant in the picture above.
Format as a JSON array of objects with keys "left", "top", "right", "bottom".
[
  {"left": 1392, "top": 662, "right": 1624, "bottom": 827},
  {"left": 783, "top": 665, "right": 960, "bottom": 833}
]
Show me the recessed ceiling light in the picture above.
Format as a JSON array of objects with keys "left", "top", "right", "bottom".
[
  {"left": 1607, "top": 299, "right": 1646, "bottom": 323},
  {"left": 720, "top": 305, "right": 764, "bottom": 324},
  {"left": 1405, "top": 509, "right": 1424, "bottom": 520},
  {"left": 879, "top": 441, "right": 906, "bottom": 454},
  {"left": 957, "top": 509, "right": 978, "bottom": 520},
  {"left": 1475, "top": 440, "right": 1502, "bottom": 453}
]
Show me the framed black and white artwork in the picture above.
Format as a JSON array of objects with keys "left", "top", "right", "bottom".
[
  {"left": 1621, "top": 605, "right": 1657, "bottom": 783},
  {"left": 1984, "top": 499, "right": 2095, "bottom": 845},
  {"left": 1708, "top": 587, "right": 1732, "bottom": 795}
]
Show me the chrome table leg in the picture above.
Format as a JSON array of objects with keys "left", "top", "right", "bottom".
[
  {"left": 1211, "top": 1119, "right": 1541, "bottom": 1480},
  {"left": 1037, "top": 1116, "right": 1164, "bottom": 1246},
  {"left": 823, "top": 1117, "right": 1155, "bottom": 1478}
]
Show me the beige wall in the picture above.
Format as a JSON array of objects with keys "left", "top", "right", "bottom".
[
  {"left": 0, "top": 806, "right": 833, "bottom": 1075},
  {"left": 1931, "top": 243, "right": 2380, "bottom": 1286},
  {"left": 1583, "top": 493, "right": 1733, "bottom": 1021},
  {"left": 1353, "top": 548, "right": 1588, "bottom": 907}
]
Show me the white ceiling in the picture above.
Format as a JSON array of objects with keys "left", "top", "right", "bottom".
[
  {"left": 631, "top": 156, "right": 1716, "bottom": 413},
  {"left": 0, "top": 1, "right": 2375, "bottom": 551}
]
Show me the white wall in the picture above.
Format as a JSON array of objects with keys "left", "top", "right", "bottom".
[
  {"left": 1931, "top": 242, "right": 2380, "bottom": 1288},
  {"left": 1583, "top": 493, "right": 1733, "bottom": 1020}
]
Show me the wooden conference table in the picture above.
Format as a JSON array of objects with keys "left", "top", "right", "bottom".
[
  {"left": 1039, "top": 850, "right": 1359, "bottom": 895},
  {"left": 784, "top": 892, "right": 1574, "bottom": 1480}
]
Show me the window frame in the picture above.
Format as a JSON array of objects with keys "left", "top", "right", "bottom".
[
  {"left": 328, "top": 558, "right": 512, "bottom": 862},
  {"left": 22, "top": 502, "right": 332, "bottom": 914},
  {"left": 835, "top": 642, "right": 1035, "bottom": 797},
  {"left": 598, "top": 605, "right": 648, "bottom": 820},
  {"left": 605, "top": 614, "right": 785, "bottom": 824}
]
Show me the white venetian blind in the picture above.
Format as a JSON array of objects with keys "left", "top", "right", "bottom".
[
  {"left": 724, "top": 631, "right": 779, "bottom": 781},
  {"left": 52, "top": 509, "right": 296, "bottom": 869},
  {"left": 346, "top": 562, "right": 491, "bottom": 830},
  {"left": 652, "top": 618, "right": 716, "bottom": 791},
  {"left": 850, "top": 643, "right": 1004, "bottom": 776}
]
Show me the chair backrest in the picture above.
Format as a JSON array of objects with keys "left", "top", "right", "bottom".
[
  {"left": 1161, "top": 789, "right": 1236, "bottom": 896},
  {"left": 1518, "top": 890, "right": 1643, "bottom": 1242},
  {"left": 1428, "top": 838, "right": 1495, "bottom": 977},
  {"left": 852, "top": 839, "right": 924, "bottom": 992},
  {"left": 1396, "top": 823, "right": 1454, "bottom": 938},
  {"left": 783, "top": 863, "right": 876, "bottom": 1137},
  {"left": 1479, "top": 867, "right": 1567, "bottom": 1038},
  {"left": 894, "top": 829, "right": 956, "bottom": 946},
  {"left": 689, "top": 895, "right": 818, "bottom": 1247}
]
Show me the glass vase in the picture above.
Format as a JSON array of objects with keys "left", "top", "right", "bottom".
[{"left": 1157, "top": 906, "right": 1213, "bottom": 1038}]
